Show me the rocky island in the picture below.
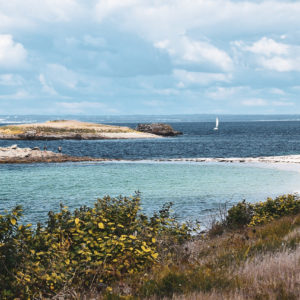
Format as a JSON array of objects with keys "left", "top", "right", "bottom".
[
  {"left": 0, "top": 144, "right": 106, "bottom": 164},
  {"left": 136, "top": 123, "right": 182, "bottom": 136},
  {"left": 0, "top": 120, "right": 161, "bottom": 140}
]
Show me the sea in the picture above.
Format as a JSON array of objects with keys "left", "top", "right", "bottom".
[{"left": 1, "top": 114, "right": 300, "bottom": 225}]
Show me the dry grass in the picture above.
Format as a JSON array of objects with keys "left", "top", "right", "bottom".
[
  {"left": 0, "top": 120, "right": 137, "bottom": 135},
  {"left": 140, "top": 215, "right": 300, "bottom": 300},
  {"left": 152, "top": 247, "right": 300, "bottom": 300}
]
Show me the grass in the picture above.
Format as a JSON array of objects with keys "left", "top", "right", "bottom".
[
  {"left": 1, "top": 195, "right": 300, "bottom": 299},
  {"left": 0, "top": 121, "right": 137, "bottom": 136},
  {"left": 141, "top": 213, "right": 300, "bottom": 300}
]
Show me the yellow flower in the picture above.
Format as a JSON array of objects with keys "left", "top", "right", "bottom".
[
  {"left": 141, "top": 245, "right": 151, "bottom": 252},
  {"left": 129, "top": 235, "right": 136, "bottom": 239},
  {"left": 98, "top": 222, "right": 105, "bottom": 229},
  {"left": 10, "top": 218, "right": 16, "bottom": 225},
  {"left": 151, "top": 253, "right": 158, "bottom": 259},
  {"left": 74, "top": 218, "right": 80, "bottom": 225}
]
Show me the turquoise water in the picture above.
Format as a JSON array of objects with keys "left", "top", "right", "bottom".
[{"left": 1, "top": 161, "right": 300, "bottom": 224}]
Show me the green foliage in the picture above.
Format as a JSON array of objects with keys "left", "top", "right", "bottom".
[
  {"left": 223, "top": 194, "right": 300, "bottom": 229},
  {"left": 250, "top": 194, "right": 300, "bottom": 226},
  {"left": 0, "top": 194, "right": 190, "bottom": 299},
  {"left": 226, "top": 200, "right": 254, "bottom": 228}
]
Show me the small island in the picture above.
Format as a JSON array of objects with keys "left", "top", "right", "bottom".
[
  {"left": 136, "top": 123, "right": 182, "bottom": 136},
  {"left": 0, "top": 120, "right": 162, "bottom": 140}
]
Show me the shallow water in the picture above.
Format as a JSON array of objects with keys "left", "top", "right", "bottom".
[{"left": 1, "top": 161, "right": 299, "bottom": 224}]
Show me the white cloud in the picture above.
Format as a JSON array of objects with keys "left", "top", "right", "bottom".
[
  {"left": 95, "top": 0, "right": 138, "bottom": 22},
  {"left": 0, "top": 0, "right": 83, "bottom": 24},
  {"left": 45, "top": 64, "right": 79, "bottom": 89},
  {"left": 94, "top": 0, "right": 300, "bottom": 40},
  {"left": 259, "top": 56, "right": 300, "bottom": 72},
  {"left": 38, "top": 74, "right": 57, "bottom": 95},
  {"left": 235, "top": 37, "right": 300, "bottom": 72},
  {"left": 156, "top": 36, "right": 233, "bottom": 72},
  {"left": 0, "top": 34, "right": 27, "bottom": 68},
  {"left": 173, "top": 69, "right": 232, "bottom": 86},
  {"left": 239, "top": 37, "right": 289, "bottom": 56},
  {"left": 242, "top": 98, "right": 267, "bottom": 107}
]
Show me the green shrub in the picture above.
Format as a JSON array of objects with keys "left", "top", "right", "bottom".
[
  {"left": 226, "top": 200, "right": 254, "bottom": 228},
  {"left": 223, "top": 194, "right": 300, "bottom": 229},
  {"left": 250, "top": 194, "right": 300, "bottom": 226},
  {"left": 0, "top": 194, "right": 190, "bottom": 299}
]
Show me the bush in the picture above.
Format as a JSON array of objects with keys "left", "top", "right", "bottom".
[
  {"left": 0, "top": 194, "right": 190, "bottom": 299},
  {"left": 223, "top": 194, "right": 300, "bottom": 229},
  {"left": 250, "top": 194, "right": 300, "bottom": 226},
  {"left": 225, "top": 200, "right": 254, "bottom": 228}
]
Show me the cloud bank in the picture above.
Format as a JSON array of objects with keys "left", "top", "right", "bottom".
[{"left": 0, "top": 0, "right": 300, "bottom": 114}]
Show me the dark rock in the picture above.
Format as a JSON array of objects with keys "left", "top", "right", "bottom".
[
  {"left": 136, "top": 123, "right": 182, "bottom": 136},
  {"left": 32, "top": 147, "right": 40, "bottom": 151},
  {"left": 20, "top": 130, "right": 37, "bottom": 140}
]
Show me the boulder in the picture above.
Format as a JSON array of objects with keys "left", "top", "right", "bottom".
[{"left": 136, "top": 123, "right": 182, "bottom": 136}]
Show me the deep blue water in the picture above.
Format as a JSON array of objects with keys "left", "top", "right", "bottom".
[{"left": 1, "top": 117, "right": 300, "bottom": 159}]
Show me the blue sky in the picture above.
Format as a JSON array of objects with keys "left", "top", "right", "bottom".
[{"left": 0, "top": 0, "right": 300, "bottom": 115}]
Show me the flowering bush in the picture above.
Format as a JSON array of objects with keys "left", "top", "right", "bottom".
[
  {"left": 0, "top": 194, "right": 190, "bottom": 299},
  {"left": 249, "top": 194, "right": 300, "bottom": 226},
  {"left": 224, "top": 194, "right": 300, "bottom": 229}
]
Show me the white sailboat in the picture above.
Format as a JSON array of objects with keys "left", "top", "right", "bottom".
[{"left": 213, "top": 117, "right": 219, "bottom": 130}]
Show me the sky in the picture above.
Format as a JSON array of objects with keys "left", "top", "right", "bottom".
[{"left": 0, "top": 0, "right": 300, "bottom": 115}]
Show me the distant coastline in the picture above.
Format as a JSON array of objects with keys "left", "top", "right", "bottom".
[{"left": 0, "top": 120, "right": 161, "bottom": 140}]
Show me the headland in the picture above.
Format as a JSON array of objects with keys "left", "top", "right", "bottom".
[
  {"left": 0, "top": 144, "right": 106, "bottom": 164},
  {"left": 0, "top": 120, "right": 161, "bottom": 140}
]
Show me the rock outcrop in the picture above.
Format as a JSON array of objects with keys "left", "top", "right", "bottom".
[
  {"left": 0, "top": 145, "right": 106, "bottom": 164},
  {"left": 136, "top": 123, "right": 182, "bottom": 136}
]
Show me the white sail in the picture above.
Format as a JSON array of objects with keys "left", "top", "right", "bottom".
[{"left": 214, "top": 117, "right": 219, "bottom": 130}]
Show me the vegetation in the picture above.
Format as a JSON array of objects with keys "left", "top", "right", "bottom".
[
  {"left": 0, "top": 125, "right": 135, "bottom": 135},
  {"left": 224, "top": 194, "right": 300, "bottom": 229},
  {"left": 0, "top": 194, "right": 300, "bottom": 299}
]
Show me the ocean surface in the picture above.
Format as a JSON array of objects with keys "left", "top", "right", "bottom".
[{"left": 1, "top": 114, "right": 300, "bottom": 224}]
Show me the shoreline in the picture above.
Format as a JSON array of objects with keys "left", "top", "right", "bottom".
[
  {"left": 0, "top": 145, "right": 108, "bottom": 164},
  {"left": 1, "top": 144, "right": 300, "bottom": 169}
]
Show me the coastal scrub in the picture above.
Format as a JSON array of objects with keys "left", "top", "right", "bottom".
[
  {"left": 0, "top": 194, "right": 190, "bottom": 299},
  {"left": 0, "top": 194, "right": 300, "bottom": 299}
]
